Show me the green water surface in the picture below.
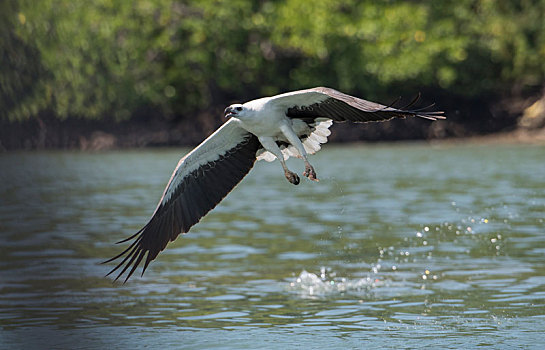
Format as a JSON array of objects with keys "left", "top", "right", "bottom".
[{"left": 1, "top": 143, "right": 544, "bottom": 349}]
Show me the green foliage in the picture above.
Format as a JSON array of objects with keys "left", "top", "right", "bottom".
[
  {"left": 1, "top": 0, "right": 47, "bottom": 121},
  {"left": 2, "top": 0, "right": 544, "bottom": 122}
]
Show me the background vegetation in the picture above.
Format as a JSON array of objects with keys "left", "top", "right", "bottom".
[{"left": 1, "top": 0, "right": 544, "bottom": 148}]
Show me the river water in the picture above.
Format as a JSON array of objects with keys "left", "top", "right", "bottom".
[{"left": 1, "top": 143, "right": 544, "bottom": 349}]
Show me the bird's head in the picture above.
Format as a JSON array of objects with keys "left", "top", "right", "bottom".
[{"left": 224, "top": 103, "right": 247, "bottom": 119}]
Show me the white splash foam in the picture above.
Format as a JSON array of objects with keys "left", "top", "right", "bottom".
[{"left": 288, "top": 269, "right": 384, "bottom": 297}]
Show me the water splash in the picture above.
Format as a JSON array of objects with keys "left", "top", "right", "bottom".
[{"left": 288, "top": 268, "right": 384, "bottom": 297}]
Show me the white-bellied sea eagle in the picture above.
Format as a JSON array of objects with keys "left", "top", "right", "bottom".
[{"left": 105, "top": 87, "right": 444, "bottom": 282}]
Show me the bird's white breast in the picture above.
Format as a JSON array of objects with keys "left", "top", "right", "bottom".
[{"left": 236, "top": 98, "right": 288, "bottom": 137}]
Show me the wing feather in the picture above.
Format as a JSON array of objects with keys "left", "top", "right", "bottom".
[
  {"left": 104, "top": 119, "right": 260, "bottom": 282},
  {"left": 268, "top": 87, "right": 444, "bottom": 122}
]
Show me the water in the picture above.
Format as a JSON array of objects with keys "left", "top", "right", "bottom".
[{"left": 1, "top": 143, "right": 544, "bottom": 349}]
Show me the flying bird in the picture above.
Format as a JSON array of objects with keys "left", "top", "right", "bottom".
[{"left": 105, "top": 87, "right": 444, "bottom": 282}]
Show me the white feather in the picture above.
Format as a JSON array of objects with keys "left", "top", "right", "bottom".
[
  {"left": 162, "top": 119, "right": 250, "bottom": 202},
  {"left": 256, "top": 118, "right": 332, "bottom": 162},
  {"left": 264, "top": 89, "right": 330, "bottom": 109}
]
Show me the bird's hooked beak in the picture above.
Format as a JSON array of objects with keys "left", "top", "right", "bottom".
[{"left": 224, "top": 106, "right": 235, "bottom": 119}]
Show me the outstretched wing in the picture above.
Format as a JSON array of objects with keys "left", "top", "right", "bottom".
[
  {"left": 268, "top": 87, "right": 445, "bottom": 122},
  {"left": 104, "top": 119, "right": 260, "bottom": 282}
]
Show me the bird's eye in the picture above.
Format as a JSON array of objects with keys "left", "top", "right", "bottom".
[{"left": 235, "top": 107, "right": 243, "bottom": 111}]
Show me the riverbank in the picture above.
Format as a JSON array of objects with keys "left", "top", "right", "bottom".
[
  {"left": 431, "top": 128, "right": 545, "bottom": 146},
  {"left": 2, "top": 117, "right": 544, "bottom": 152},
  {"left": 2, "top": 94, "right": 545, "bottom": 151}
]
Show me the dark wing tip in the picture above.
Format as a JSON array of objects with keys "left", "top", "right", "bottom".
[
  {"left": 296, "top": 88, "right": 445, "bottom": 123},
  {"left": 103, "top": 133, "right": 261, "bottom": 283},
  {"left": 413, "top": 107, "right": 446, "bottom": 120},
  {"left": 103, "top": 233, "right": 146, "bottom": 283},
  {"left": 380, "top": 93, "right": 445, "bottom": 121},
  {"left": 104, "top": 214, "right": 178, "bottom": 283},
  {"left": 400, "top": 92, "right": 421, "bottom": 110}
]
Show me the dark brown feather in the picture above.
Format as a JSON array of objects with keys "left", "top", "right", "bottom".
[
  {"left": 286, "top": 87, "right": 444, "bottom": 122},
  {"left": 104, "top": 134, "right": 260, "bottom": 282}
]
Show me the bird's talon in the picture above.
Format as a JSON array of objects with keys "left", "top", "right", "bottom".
[
  {"left": 285, "top": 171, "right": 300, "bottom": 185},
  {"left": 303, "top": 165, "right": 318, "bottom": 182}
]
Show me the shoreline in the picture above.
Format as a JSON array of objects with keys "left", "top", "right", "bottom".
[
  {"left": 430, "top": 128, "right": 545, "bottom": 146},
  {"left": 2, "top": 128, "right": 543, "bottom": 153},
  {"left": 1, "top": 116, "right": 544, "bottom": 152}
]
